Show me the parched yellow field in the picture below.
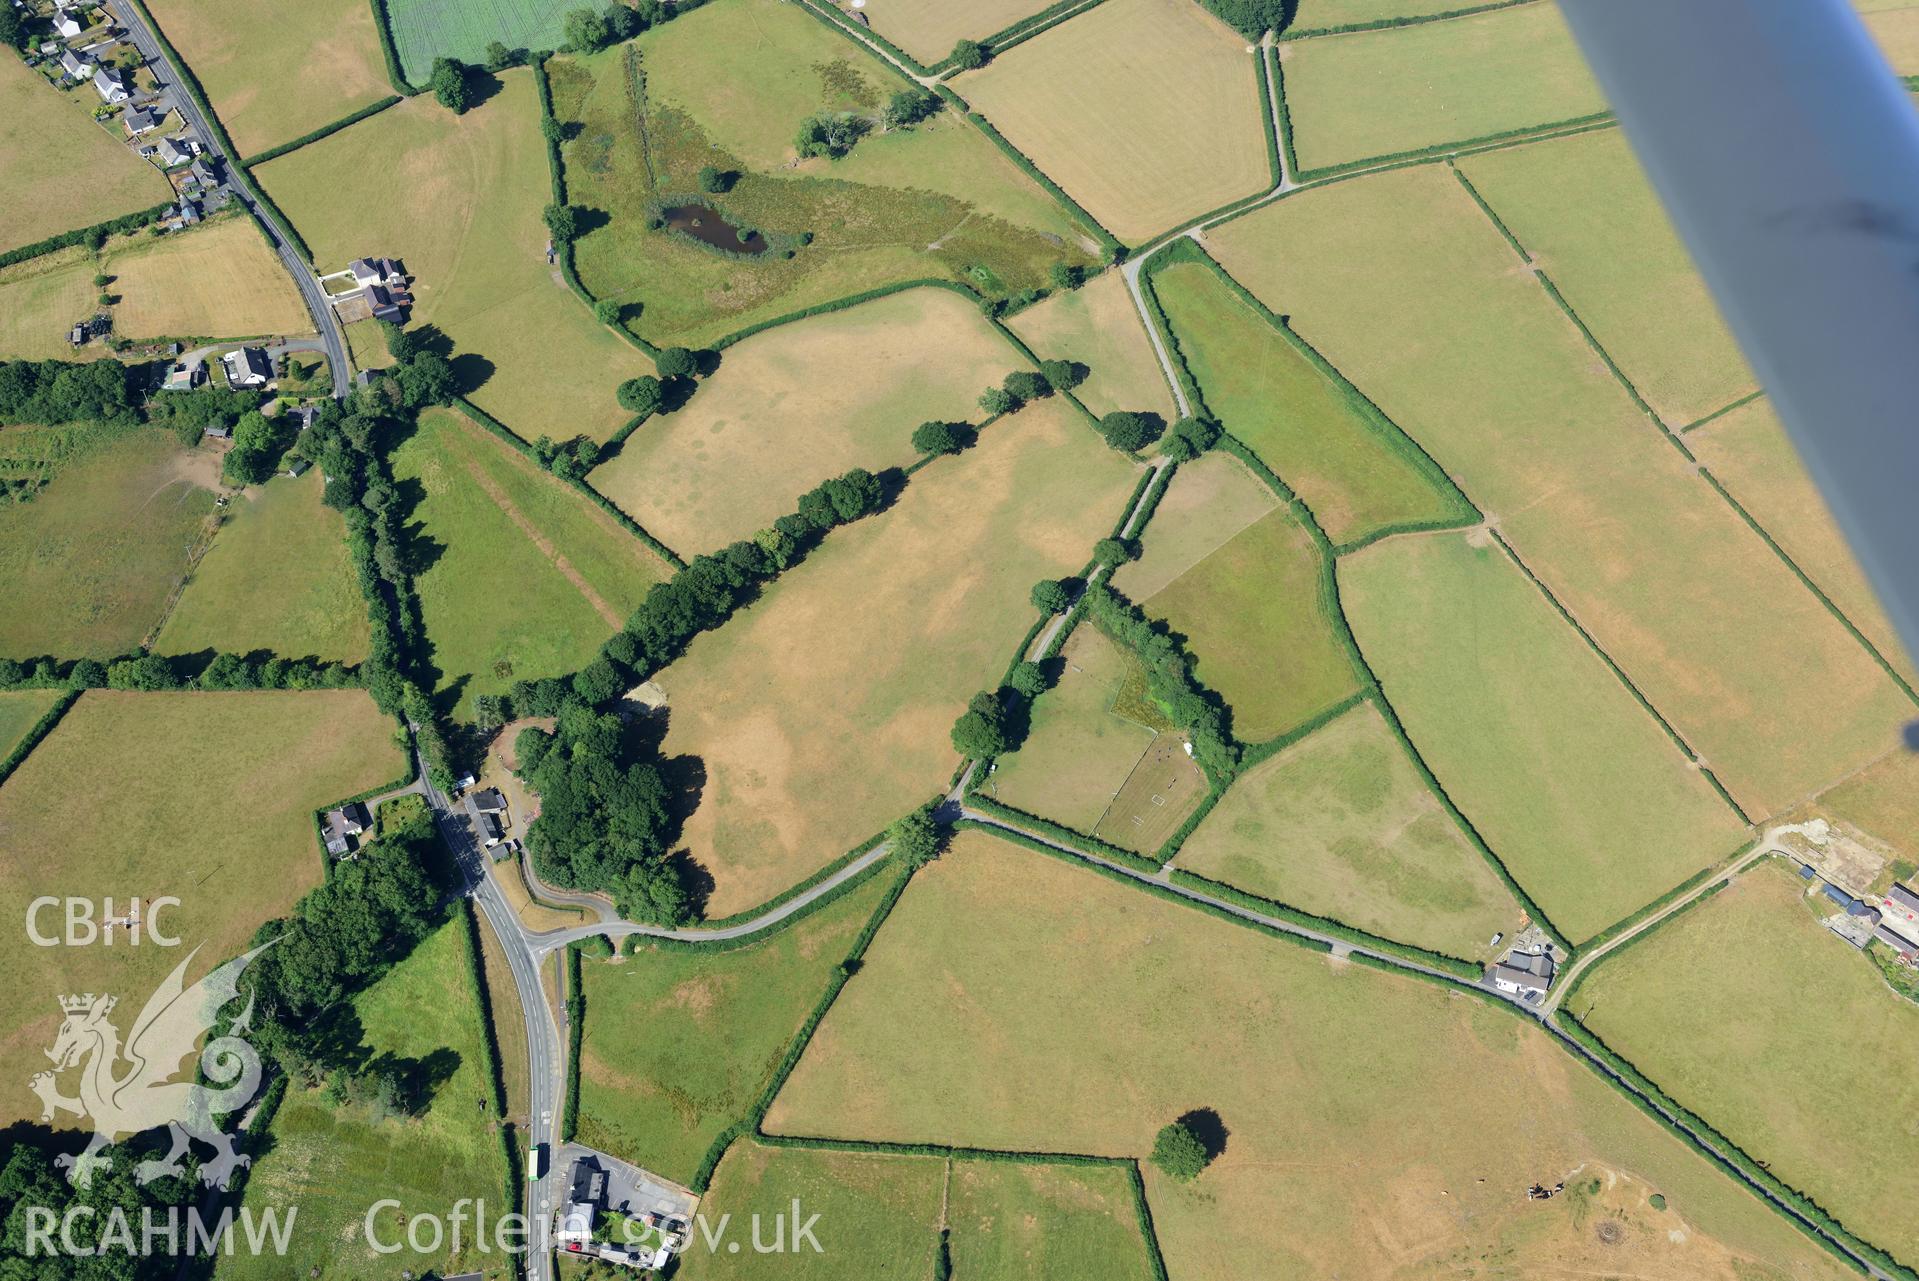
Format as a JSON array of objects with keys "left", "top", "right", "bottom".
[
  {"left": 0, "top": 55, "right": 171, "bottom": 255},
  {"left": 1279, "top": 2, "right": 1605, "bottom": 172},
  {"left": 1865, "top": 3, "right": 1919, "bottom": 71},
  {"left": 0, "top": 690, "right": 404, "bottom": 1101},
  {"left": 1691, "top": 397, "right": 1916, "bottom": 684},
  {"left": 0, "top": 247, "right": 101, "bottom": 360},
  {"left": 767, "top": 831, "right": 1855, "bottom": 1281},
  {"left": 1005, "top": 269, "right": 1178, "bottom": 421},
  {"left": 1291, "top": 0, "right": 1484, "bottom": 27},
  {"left": 1814, "top": 746, "right": 1919, "bottom": 862},
  {"left": 258, "top": 72, "right": 654, "bottom": 441},
  {"left": 653, "top": 400, "right": 1139, "bottom": 917},
  {"left": 857, "top": 0, "right": 1060, "bottom": 63},
  {"left": 591, "top": 288, "right": 1026, "bottom": 555},
  {"left": 1116, "top": 452, "right": 1278, "bottom": 602},
  {"left": 145, "top": 0, "right": 391, "bottom": 156},
  {"left": 105, "top": 216, "right": 314, "bottom": 340},
  {"left": 1211, "top": 162, "right": 1911, "bottom": 816},
  {"left": 958, "top": 0, "right": 1270, "bottom": 243},
  {"left": 1458, "top": 128, "right": 1757, "bottom": 427}
]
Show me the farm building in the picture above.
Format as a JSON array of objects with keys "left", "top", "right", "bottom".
[
  {"left": 1821, "top": 881, "right": 1881, "bottom": 924},
  {"left": 1875, "top": 922, "right": 1919, "bottom": 957},
  {"left": 222, "top": 347, "right": 271, "bottom": 388},
  {"left": 1491, "top": 952, "right": 1554, "bottom": 998},
  {"left": 93, "top": 66, "right": 130, "bottom": 104}
]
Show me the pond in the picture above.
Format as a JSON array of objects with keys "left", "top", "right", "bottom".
[{"left": 662, "top": 203, "right": 768, "bottom": 256}]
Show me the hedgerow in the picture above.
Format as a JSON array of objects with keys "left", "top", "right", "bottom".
[
  {"left": 963, "top": 795, "right": 1159, "bottom": 874},
  {"left": 0, "top": 690, "right": 78, "bottom": 790},
  {"left": 240, "top": 95, "right": 403, "bottom": 166},
  {"left": 0, "top": 202, "right": 173, "bottom": 269}
]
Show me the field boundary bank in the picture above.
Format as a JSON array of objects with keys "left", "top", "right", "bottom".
[
  {"left": 367, "top": 0, "right": 422, "bottom": 94},
  {"left": 1680, "top": 388, "right": 1766, "bottom": 434},
  {"left": 1557, "top": 875, "right": 1733, "bottom": 1010},
  {"left": 1290, "top": 110, "right": 1616, "bottom": 185},
  {"left": 0, "top": 202, "right": 176, "bottom": 269},
  {"left": 1284, "top": 0, "right": 1539, "bottom": 39},
  {"left": 0, "top": 689, "right": 81, "bottom": 790},
  {"left": 240, "top": 94, "right": 404, "bottom": 167}
]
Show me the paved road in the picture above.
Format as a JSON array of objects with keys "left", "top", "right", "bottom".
[{"left": 106, "top": 0, "right": 351, "bottom": 399}]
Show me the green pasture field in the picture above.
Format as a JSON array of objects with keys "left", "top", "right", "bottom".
[
  {"left": 590, "top": 288, "right": 1025, "bottom": 554},
  {"left": 0, "top": 690, "right": 63, "bottom": 758},
  {"left": 224, "top": 920, "right": 510, "bottom": 1280},
  {"left": 957, "top": 0, "right": 1270, "bottom": 243},
  {"left": 258, "top": 73, "right": 656, "bottom": 441},
  {"left": 652, "top": 399, "right": 1139, "bottom": 919},
  {"left": 391, "top": 408, "right": 670, "bottom": 716},
  {"left": 767, "top": 830, "right": 1856, "bottom": 1281},
  {"left": 1691, "top": 396, "right": 1916, "bottom": 684},
  {"left": 0, "top": 690, "right": 403, "bottom": 1096},
  {"left": 1570, "top": 860, "right": 1919, "bottom": 1267},
  {"left": 145, "top": 0, "right": 391, "bottom": 155},
  {"left": 1813, "top": 746, "right": 1919, "bottom": 864},
  {"left": 1278, "top": 2, "right": 1605, "bottom": 172},
  {"left": 1290, "top": 0, "right": 1491, "bottom": 27},
  {"left": 0, "top": 55, "right": 171, "bottom": 256},
  {"left": 156, "top": 470, "right": 369, "bottom": 662},
  {"left": 576, "top": 870, "right": 892, "bottom": 1184},
  {"left": 1150, "top": 254, "right": 1470, "bottom": 545},
  {"left": 552, "top": 0, "right": 1097, "bottom": 350},
  {"left": 1458, "top": 128, "right": 1756, "bottom": 427},
  {"left": 386, "top": 0, "right": 574, "bottom": 85},
  {"left": 1339, "top": 531, "right": 1745, "bottom": 943},
  {"left": 1175, "top": 701, "right": 1521, "bottom": 960},
  {"left": 945, "top": 1159, "right": 1157, "bottom": 1281},
  {"left": 0, "top": 425, "right": 218, "bottom": 659},
  {"left": 857, "top": 0, "right": 1059, "bottom": 64},
  {"left": 0, "top": 247, "right": 101, "bottom": 360},
  {"left": 1005, "top": 268, "right": 1178, "bottom": 421},
  {"left": 1116, "top": 454, "right": 1358, "bottom": 742},
  {"left": 1210, "top": 162, "right": 1910, "bottom": 816}
]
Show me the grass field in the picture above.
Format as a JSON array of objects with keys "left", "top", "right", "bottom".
[
  {"left": 155, "top": 470, "right": 369, "bottom": 662},
  {"left": 576, "top": 869, "right": 892, "bottom": 1184},
  {"left": 988, "top": 624, "right": 1206, "bottom": 852},
  {"left": 258, "top": 72, "right": 655, "bottom": 441},
  {"left": 0, "top": 426, "right": 219, "bottom": 659},
  {"left": 1278, "top": 2, "right": 1605, "bottom": 172},
  {"left": 1175, "top": 701, "right": 1521, "bottom": 959},
  {"left": 1813, "top": 747, "right": 1919, "bottom": 863},
  {"left": 945, "top": 1159, "right": 1156, "bottom": 1280},
  {"left": 1570, "top": 860, "right": 1919, "bottom": 1267},
  {"left": 1458, "top": 128, "right": 1756, "bottom": 427},
  {"left": 957, "top": 0, "right": 1269, "bottom": 242},
  {"left": 1691, "top": 397, "right": 1916, "bottom": 683},
  {"left": 1339, "top": 531, "right": 1746, "bottom": 943},
  {"left": 1290, "top": 0, "right": 1491, "bottom": 27},
  {"left": 1151, "top": 254, "right": 1471, "bottom": 545},
  {"left": 145, "top": 0, "right": 391, "bottom": 155},
  {"left": 392, "top": 409, "right": 671, "bottom": 716},
  {"left": 1005, "top": 269, "right": 1178, "bottom": 421},
  {"left": 104, "top": 215, "right": 314, "bottom": 340},
  {"left": 387, "top": 0, "right": 575, "bottom": 85},
  {"left": 1115, "top": 454, "right": 1359, "bottom": 742},
  {"left": 0, "top": 690, "right": 403, "bottom": 1099},
  {"left": 552, "top": 0, "right": 1097, "bottom": 350},
  {"left": 766, "top": 831, "right": 1856, "bottom": 1281},
  {"left": 1210, "top": 162, "right": 1912, "bottom": 815},
  {"left": 857, "top": 0, "right": 1059, "bottom": 63},
  {"left": 1865, "top": 3, "right": 1919, "bottom": 71},
  {"left": 590, "top": 288, "right": 1024, "bottom": 555},
  {"left": 0, "top": 55, "right": 171, "bottom": 255},
  {"left": 0, "top": 690, "right": 63, "bottom": 759},
  {"left": 653, "top": 398, "right": 1138, "bottom": 918},
  {"left": 0, "top": 247, "right": 102, "bottom": 360},
  {"left": 223, "top": 920, "right": 510, "bottom": 1280}
]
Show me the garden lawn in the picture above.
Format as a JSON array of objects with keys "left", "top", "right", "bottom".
[
  {"left": 858, "top": 0, "right": 1060, "bottom": 64},
  {"left": 145, "top": 0, "right": 391, "bottom": 156},
  {"left": 1006, "top": 268, "right": 1178, "bottom": 421},
  {"left": 0, "top": 55, "right": 170, "bottom": 255},
  {"left": 1176, "top": 700, "right": 1521, "bottom": 960},
  {"left": 0, "top": 247, "right": 101, "bottom": 360},
  {"left": 1569, "top": 860, "right": 1919, "bottom": 1268},
  {"left": 103, "top": 215, "right": 314, "bottom": 341},
  {"left": 1150, "top": 253, "right": 1471, "bottom": 544},
  {"left": 222, "top": 920, "right": 509, "bottom": 1280},
  {"left": 257, "top": 72, "right": 655, "bottom": 441},
  {"left": 765, "top": 830, "right": 1855, "bottom": 1281},
  {"left": 590, "top": 288, "right": 1025, "bottom": 554},
  {"left": 576, "top": 869, "right": 894, "bottom": 1184},
  {"left": 1116, "top": 454, "right": 1358, "bottom": 742},
  {"left": 393, "top": 409, "right": 670, "bottom": 716},
  {"left": 957, "top": 0, "right": 1270, "bottom": 243},
  {"left": 0, "top": 425, "right": 218, "bottom": 659},
  {"left": 155, "top": 469, "right": 369, "bottom": 662},
  {"left": 1210, "top": 162, "right": 1910, "bottom": 816},
  {"left": 0, "top": 690, "right": 63, "bottom": 759},
  {"left": 1691, "top": 397, "right": 1916, "bottom": 684},
  {"left": 551, "top": 1, "right": 1097, "bottom": 350},
  {"left": 1278, "top": 1, "right": 1605, "bottom": 173},
  {"left": 653, "top": 399, "right": 1139, "bottom": 918},
  {"left": 1458, "top": 128, "right": 1756, "bottom": 427},
  {"left": 0, "top": 690, "right": 403, "bottom": 1101},
  {"left": 945, "top": 1159, "right": 1158, "bottom": 1281},
  {"left": 1339, "top": 531, "right": 1746, "bottom": 943},
  {"left": 386, "top": 0, "right": 576, "bottom": 86}
]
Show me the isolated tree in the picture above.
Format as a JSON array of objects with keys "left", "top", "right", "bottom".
[
  {"left": 911, "top": 420, "right": 964, "bottom": 455},
  {"left": 950, "top": 38, "right": 986, "bottom": 70},
  {"left": 977, "top": 386, "right": 1016, "bottom": 416},
  {"left": 696, "top": 165, "right": 730, "bottom": 194},
  {"left": 887, "top": 803, "right": 942, "bottom": 869},
  {"left": 882, "top": 87, "right": 940, "bottom": 130},
  {"left": 1048, "top": 262, "right": 1086, "bottom": 291},
  {"left": 1007, "top": 661, "right": 1047, "bottom": 699},
  {"left": 429, "top": 58, "right": 472, "bottom": 113},
  {"left": 617, "top": 374, "right": 663, "bottom": 415},
  {"left": 1030, "top": 579, "right": 1071, "bottom": 614},
  {"left": 949, "top": 691, "right": 1008, "bottom": 759},
  {"left": 1098, "top": 410, "right": 1159, "bottom": 453},
  {"left": 1039, "top": 358, "right": 1084, "bottom": 394},
  {"left": 1151, "top": 1119, "right": 1210, "bottom": 1181},
  {"left": 654, "top": 346, "right": 697, "bottom": 379},
  {"left": 795, "top": 112, "right": 870, "bottom": 160}
]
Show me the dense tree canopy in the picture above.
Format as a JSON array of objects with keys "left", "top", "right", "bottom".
[
  {"left": 1151, "top": 1118, "right": 1211, "bottom": 1181},
  {"left": 911, "top": 420, "right": 966, "bottom": 455},
  {"left": 1098, "top": 410, "right": 1161, "bottom": 453},
  {"left": 0, "top": 359, "right": 137, "bottom": 426},
  {"left": 429, "top": 58, "right": 472, "bottom": 113},
  {"left": 950, "top": 690, "right": 1010, "bottom": 759},
  {"left": 950, "top": 39, "right": 986, "bottom": 70},
  {"left": 795, "top": 112, "right": 872, "bottom": 160}
]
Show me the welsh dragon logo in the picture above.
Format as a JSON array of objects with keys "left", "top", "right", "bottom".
[{"left": 28, "top": 943, "right": 270, "bottom": 1190}]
